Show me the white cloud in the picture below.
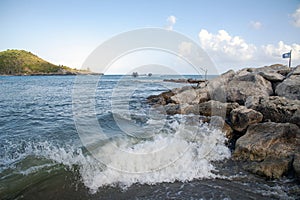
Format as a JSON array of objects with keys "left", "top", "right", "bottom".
[
  {"left": 292, "top": 6, "right": 300, "bottom": 27},
  {"left": 198, "top": 29, "right": 300, "bottom": 72},
  {"left": 262, "top": 41, "right": 300, "bottom": 60},
  {"left": 198, "top": 29, "right": 256, "bottom": 62},
  {"left": 166, "top": 15, "right": 177, "bottom": 30},
  {"left": 250, "top": 21, "right": 262, "bottom": 30}
]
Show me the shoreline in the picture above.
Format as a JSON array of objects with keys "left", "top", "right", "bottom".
[
  {"left": 147, "top": 63, "right": 300, "bottom": 180},
  {"left": 0, "top": 72, "right": 104, "bottom": 76}
]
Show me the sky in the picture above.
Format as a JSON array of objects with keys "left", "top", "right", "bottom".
[{"left": 0, "top": 0, "right": 300, "bottom": 74}]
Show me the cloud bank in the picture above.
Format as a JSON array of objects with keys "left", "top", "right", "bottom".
[{"left": 198, "top": 29, "right": 300, "bottom": 72}]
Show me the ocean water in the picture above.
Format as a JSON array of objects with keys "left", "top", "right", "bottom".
[{"left": 0, "top": 75, "right": 299, "bottom": 200}]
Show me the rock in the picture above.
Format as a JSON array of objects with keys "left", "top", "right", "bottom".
[
  {"left": 245, "top": 96, "right": 300, "bottom": 126},
  {"left": 245, "top": 157, "right": 292, "bottom": 179},
  {"left": 253, "top": 64, "right": 291, "bottom": 76},
  {"left": 294, "top": 154, "right": 300, "bottom": 179},
  {"left": 206, "top": 70, "right": 235, "bottom": 102},
  {"left": 226, "top": 73, "right": 273, "bottom": 105},
  {"left": 275, "top": 74, "right": 300, "bottom": 100},
  {"left": 207, "top": 70, "right": 235, "bottom": 89},
  {"left": 170, "top": 87, "right": 209, "bottom": 104},
  {"left": 258, "top": 71, "right": 285, "bottom": 82},
  {"left": 230, "top": 106, "right": 263, "bottom": 132},
  {"left": 164, "top": 104, "right": 181, "bottom": 115},
  {"left": 290, "top": 109, "right": 300, "bottom": 127},
  {"left": 147, "top": 90, "right": 175, "bottom": 105},
  {"left": 210, "top": 116, "right": 234, "bottom": 140},
  {"left": 233, "top": 122, "right": 300, "bottom": 179},
  {"left": 182, "top": 100, "right": 239, "bottom": 118},
  {"left": 287, "top": 65, "right": 300, "bottom": 77}
]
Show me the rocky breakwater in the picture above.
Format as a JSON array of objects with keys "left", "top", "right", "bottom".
[{"left": 147, "top": 64, "right": 300, "bottom": 180}]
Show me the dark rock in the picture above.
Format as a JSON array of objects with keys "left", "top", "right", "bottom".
[
  {"left": 233, "top": 122, "right": 300, "bottom": 179},
  {"left": 294, "top": 154, "right": 300, "bottom": 180},
  {"left": 164, "top": 104, "right": 182, "bottom": 115},
  {"left": 290, "top": 109, "right": 300, "bottom": 127},
  {"left": 147, "top": 90, "right": 175, "bottom": 105},
  {"left": 245, "top": 96, "right": 300, "bottom": 126},
  {"left": 230, "top": 106, "right": 263, "bottom": 132}
]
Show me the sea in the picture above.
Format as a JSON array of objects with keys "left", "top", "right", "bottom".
[{"left": 0, "top": 75, "right": 299, "bottom": 200}]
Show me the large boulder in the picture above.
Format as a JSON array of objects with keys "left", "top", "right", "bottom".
[
  {"left": 257, "top": 71, "right": 285, "bottom": 82},
  {"left": 233, "top": 122, "right": 300, "bottom": 179},
  {"left": 275, "top": 73, "right": 300, "bottom": 100},
  {"left": 225, "top": 73, "right": 273, "bottom": 105},
  {"left": 170, "top": 87, "right": 209, "bottom": 104},
  {"left": 206, "top": 70, "right": 235, "bottom": 102},
  {"left": 230, "top": 106, "right": 263, "bottom": 132},
  {"left": 182, "top": 100, "right": 239, "bottom": 118},
  {"left": 252, "top": 64, "right": 291, "bottom": 76},
  {"left": 245, "top": 96, "right": 300, "bottom": 127}
]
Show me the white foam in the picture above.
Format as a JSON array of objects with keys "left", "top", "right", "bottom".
[
  {"left": 1, "top": 117, "right": 231, "bottom": 194},
  {"left": 79, "top": 118, "right": 231, "bottom": 193}
]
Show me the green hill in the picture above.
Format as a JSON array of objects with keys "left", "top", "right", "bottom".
[{"left": 0, "top": 49, "right": 96, "bottom": 75}]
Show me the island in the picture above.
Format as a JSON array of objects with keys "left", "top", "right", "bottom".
[{"left": 0, "top": 49, "right": 102, "bottom": 76}]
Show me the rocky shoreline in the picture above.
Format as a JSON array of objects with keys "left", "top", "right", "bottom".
[{"left": 147, "top": 64, "right": 300, "bottom": 180}]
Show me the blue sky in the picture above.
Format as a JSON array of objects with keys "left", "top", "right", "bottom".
[{"left": 0, "top": 0, "right": 300, "bottom": 73}]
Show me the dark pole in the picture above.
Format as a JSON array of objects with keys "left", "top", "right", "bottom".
[{"left": 289, "top": 50, "right": 292, "bottom": 68}]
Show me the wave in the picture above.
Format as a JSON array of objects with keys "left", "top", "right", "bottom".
[{"left": 0, "top": 115, "right": 231, "bottom": 194}]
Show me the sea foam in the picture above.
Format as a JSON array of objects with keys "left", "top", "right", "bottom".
[{"left": 1, "top": 115, "right": 230, "bottom": 193}]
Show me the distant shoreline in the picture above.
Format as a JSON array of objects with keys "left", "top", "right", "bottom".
[{"left": 0, "top": 72, "right": 104, "bottom": 76}]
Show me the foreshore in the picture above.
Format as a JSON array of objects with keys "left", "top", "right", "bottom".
[{"left": 148, "top": 64, "right": 300, "bottom": 180}]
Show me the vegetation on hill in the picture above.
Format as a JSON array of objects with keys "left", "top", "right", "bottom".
[{"left": 0, "top": 49, "right": 94, "bottom": 75}]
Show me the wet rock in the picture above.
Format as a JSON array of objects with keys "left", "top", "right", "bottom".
[
  {"left": 147, "top": 90, "right": 175, "bottom": 105},
  {"left": 210, "top": 116, "right": 234, "bottom": 140},
  {"left": 233, "top": 122, "right": 300, "bottom": 179},
  {"left": 226, "top": 74, "right": 273, "bottom": 105},
  {"left": 245, "top": 157, "right": 292, "bottom": 179},
  {"left": 275, "top": 74, "right": 300, "bottom": 100},
  {"left": 245, "top": 96, "right": 300, "bottom": 126},
  {"left": 230, "top": 106, "right": 263, "bottom": 132},
  {"left": 164, "top": 104, "right": 181, "bottom": 115}
]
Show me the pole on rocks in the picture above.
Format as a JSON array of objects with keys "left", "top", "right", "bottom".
[{"left": 288, "top": 50, "right": 292, "bottom": 68}]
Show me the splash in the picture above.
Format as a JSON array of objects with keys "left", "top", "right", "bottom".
[{"left": 1, "top": 116, "right": 230, "bottom": 194}]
